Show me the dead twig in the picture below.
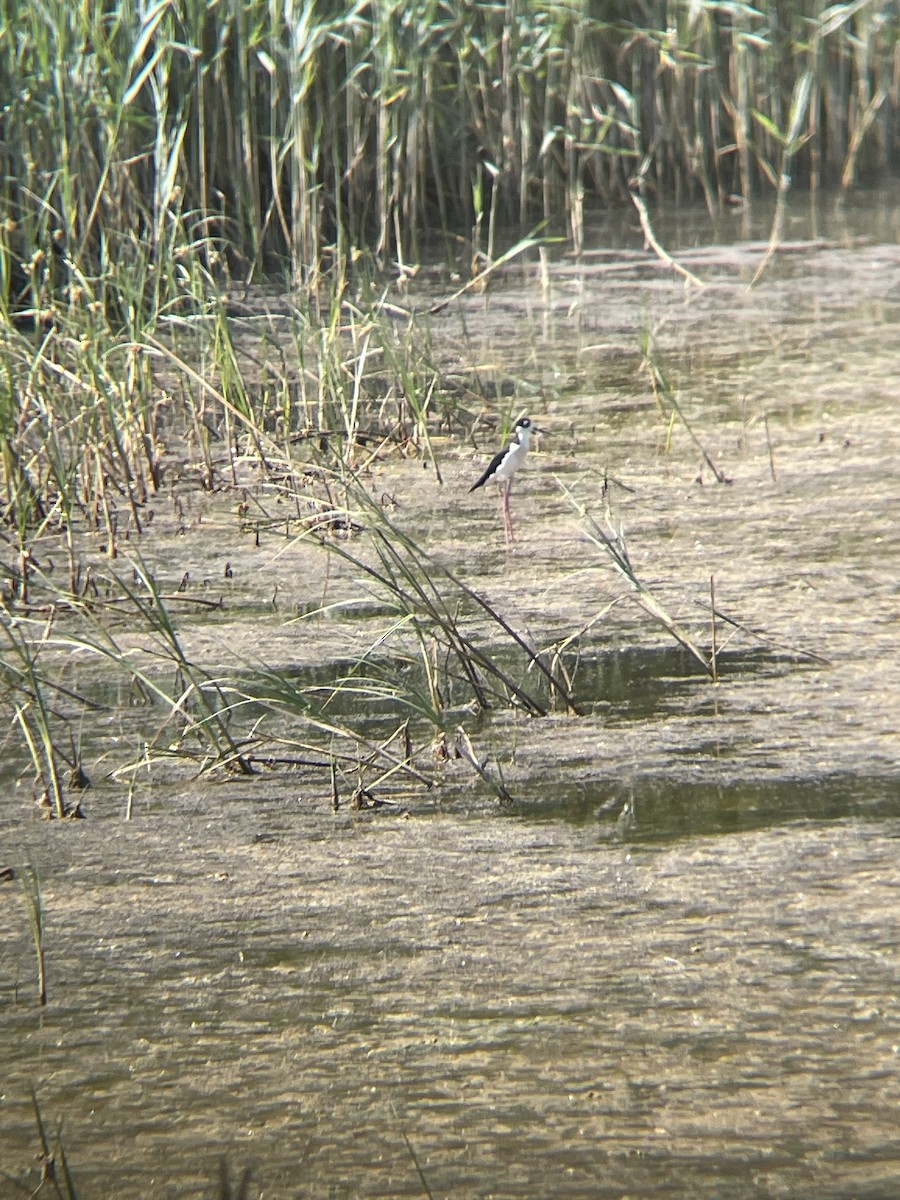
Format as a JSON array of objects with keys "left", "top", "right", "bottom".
[{"left": 628, "top": 177, "right": 704, "bottom": 289}]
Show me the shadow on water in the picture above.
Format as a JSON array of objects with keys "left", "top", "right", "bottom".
[
  {"left": 574, "top": 644, "right": 792, "bottom": 717},
  {"left": 503, "top": 648, "right": 900, "bottom": 840},
  {"left": 269, "top": 644, "right": 793, "bottom": 721},
  {"left": 514, "top": 773, "right": 900, "bottom": 842}
]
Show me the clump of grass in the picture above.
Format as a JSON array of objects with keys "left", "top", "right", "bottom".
[
  {"left": 225, "top": 657, "right": 437, "bottom": 800},
  {"left": 558, "top": 481, "right": 831, "bottom": 677},
  {"left": 303, "top": 478, "right": 578, "bottom": 718},
  {"left": 45, "top": 564, "right": 254, "bottom": 778},
  {"left": 14, "top": 557, "right": 437, "bottom": 808},
  {"left": 1, "top": 614, "right": 71, "bottom": 818}
]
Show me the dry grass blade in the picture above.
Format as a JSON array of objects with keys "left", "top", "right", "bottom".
[
  {"left": 454, "top": 726, "right": 514, "bottom": 806},
  {"left": 642, "top": 337, "right": 730, "bottom": 485},
  {"left": 19, "top": 866, "right": 47, "bottom": 1006}
]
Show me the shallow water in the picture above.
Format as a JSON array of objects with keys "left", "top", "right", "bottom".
[
  {"left": 2, "top": 190, "right": 900, "bottom": 1198},
  {"left": 2, "top": 806, "right": 898, "bottom": 1199}
]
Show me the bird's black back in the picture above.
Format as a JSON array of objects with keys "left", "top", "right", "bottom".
[{"left": 469, "top": 449, "right": 506, "bottom": 492}]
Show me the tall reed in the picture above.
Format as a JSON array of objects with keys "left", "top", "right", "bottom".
[{"left": 1, "top": 2, "right": 896, "bottom": 296}]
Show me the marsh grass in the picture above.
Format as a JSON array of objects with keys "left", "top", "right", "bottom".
[
  {"left": 3, "top": 1, "right": 895, "bottom": 542},
  {"left": 559, "top": 482, "right": 832, "bottom": 677},
  {"left": 37, "top": 566, "right": 263, "bottom": 780},
  {"left": 0, "top": 264, "right": 448, "bottom": 625},
  {"left": 225, "top": 660, "right": 436, "bottom": 795},
  {"left": 2, "top": 462, "right": 579, "bottom": 811},
  {"left": 559, "top": 481, "right": 712, "bottom": 674},
  {"left": 1, "top": 555, "right": 437, "bottom": 805},
  {"left": 0, "top": 1090, "right": 81, "bottom": 1199},
  {"left": 1, "top": 614, "right": 71, "bottom": 818}
]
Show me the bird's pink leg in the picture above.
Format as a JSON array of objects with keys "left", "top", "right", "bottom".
[{"left": 502, "top": 479, "right": 514, "bottom": 543}]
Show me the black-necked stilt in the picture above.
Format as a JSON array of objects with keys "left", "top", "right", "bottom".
[{"left": 469, "top": 416, "right": 545, "bottom": 542}]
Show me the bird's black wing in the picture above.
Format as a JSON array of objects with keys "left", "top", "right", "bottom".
[{"left": 469, "top": 449, "right": 506, "bottom": 492}]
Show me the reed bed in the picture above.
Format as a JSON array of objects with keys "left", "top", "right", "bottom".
[{"left": 1, "top": 1, "right": 897, "bottom": 296}]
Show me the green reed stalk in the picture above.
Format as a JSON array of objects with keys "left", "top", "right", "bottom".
[
  {"left": 2, "top": 617, "right": 68, "bottom": 817},
  {"left": 750, "top": 68, "right": 814, "bottom": 286}
]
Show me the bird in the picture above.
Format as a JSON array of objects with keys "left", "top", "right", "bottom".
[{"left": 469, "top": 416, "right": 545, "bottom": 542}]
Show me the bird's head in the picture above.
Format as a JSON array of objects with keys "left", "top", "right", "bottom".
[{"left": 515, "top": 417, "right": 546, "bottom": 441}]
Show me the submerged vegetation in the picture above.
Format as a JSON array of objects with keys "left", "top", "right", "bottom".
[{"left": 0, "top": 1, "right": 896, "bottom": 819}]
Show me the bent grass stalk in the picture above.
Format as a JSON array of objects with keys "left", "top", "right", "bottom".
[
  {"left": 454, "top": 725, "right": 514, "bottom": 806},
  {"left": 691, "top": 597, "right": 832, "bottom": 668},
  {"left": 641, "top": 331, "right": 730, "bottom": 485},
  {"left": 428, "top": 230, "right": 546, "bottom": 316},
  {"left": 119, "top": 565, "right": 254, "bottom": 774},
  {"left": 558, "top": 479, "right": 711, "bottom": 674}
]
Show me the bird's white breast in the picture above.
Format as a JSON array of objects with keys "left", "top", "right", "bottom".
[{"left": 495, "top": 432, "right": 530, "bottom": 480}]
